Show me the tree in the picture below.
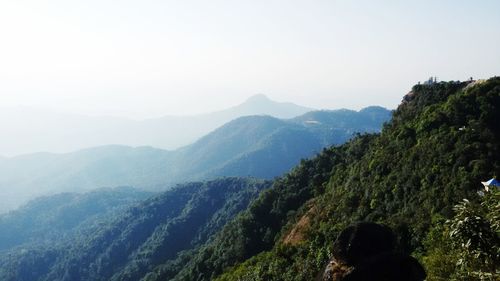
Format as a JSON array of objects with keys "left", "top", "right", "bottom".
[{"left": 447, "top": 190, "right": 499, "bottom": 280}]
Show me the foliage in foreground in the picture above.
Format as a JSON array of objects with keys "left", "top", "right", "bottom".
[{"left": 424, "top": 189, "right": 499, "bottom": 280}]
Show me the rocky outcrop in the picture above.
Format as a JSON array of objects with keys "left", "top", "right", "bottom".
[{"left": 282, "top": 205, "right": 316, "bottom": 245}]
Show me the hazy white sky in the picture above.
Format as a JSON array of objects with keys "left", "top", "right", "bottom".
[{"left": 0, "top": 0, "right": 499, "bottom": 118}]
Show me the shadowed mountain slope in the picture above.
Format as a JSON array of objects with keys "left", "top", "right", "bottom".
[
  {"left": 0, "top": 178, "right": 270, "bottom": 281},
  {"left": 0, "top": 187, "right": 153, "bottom": 252}
]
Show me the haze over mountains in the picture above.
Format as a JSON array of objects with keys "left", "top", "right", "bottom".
[
  {"left": 0, "top": 106, "right": 391, "bottom": 213},
  {"left": 0, "top": 94, "right": 311, "bottom": 157},
  {"left": 0, "top": 0, "right": 497, "bottom": 279},
  {"left": 2, "top": 78, "right": 499, "bottom": 281}
]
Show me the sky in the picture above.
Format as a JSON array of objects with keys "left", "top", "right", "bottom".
[{"left": 0, "top": 0, "right": 499, "bottom": 118}]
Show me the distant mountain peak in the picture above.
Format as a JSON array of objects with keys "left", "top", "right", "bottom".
[
  {"left": 244, "top": 94, "right": 272, "bottom": 103},
  {"left": 222, "top": 94, "right": 313, "bottom": 119}
]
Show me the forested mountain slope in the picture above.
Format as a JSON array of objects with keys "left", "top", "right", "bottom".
[
  {"left": 0, "top": 78, "right": 498, "bottom": 280},
  {"left": 0, "top": 187, "right": 152, "bottom": 252},
  {"left": 171, "top": 110, "right": 371, "bottom": 180},
  {"left": 164, "top": 78, "right": 500, "bottom": 280},
  {"left": 0, "top": 178, "right": 270, "bottom": 281},
  {"left": 0, "top": 107, "right": 390, "bottom": 213}
]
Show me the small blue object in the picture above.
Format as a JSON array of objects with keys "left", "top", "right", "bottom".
[
  {"left": 481, "top": 178, "right": 500, "bottom": 192},
  {"left": 482, "top": 178, "right": 500, "bottom": 186}
]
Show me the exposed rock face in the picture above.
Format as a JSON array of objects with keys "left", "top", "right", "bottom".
[
  {"left": 320, "top": 222, "right": 426, "bottom": 281},
  {"left": 283, "top": 205, "right": 316, "bottom": 246}
]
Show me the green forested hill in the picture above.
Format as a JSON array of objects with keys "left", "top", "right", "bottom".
[
  {"left": 0, "top": 178, "right": 270, "bottom": 281},
  {"left": 164, "top": 78, "right": 500, "bottom": 280}
]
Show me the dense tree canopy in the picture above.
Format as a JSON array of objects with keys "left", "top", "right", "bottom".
[
  {"left": 176, "top": 78, "right": 500, "bottom": 281},
  {"left": 0, "top": 178, "right": 270, "bottom": 281}
]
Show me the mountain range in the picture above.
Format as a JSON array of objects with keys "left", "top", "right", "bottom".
[
  {"left": 0, "top": 94, "right": 311, "bottom": 157},
  {"left": 0, "top": 78, "right": 498, "bottom": 280},
  {"left": 0, "top": 106, "right": 391, "bottom": 213}
]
